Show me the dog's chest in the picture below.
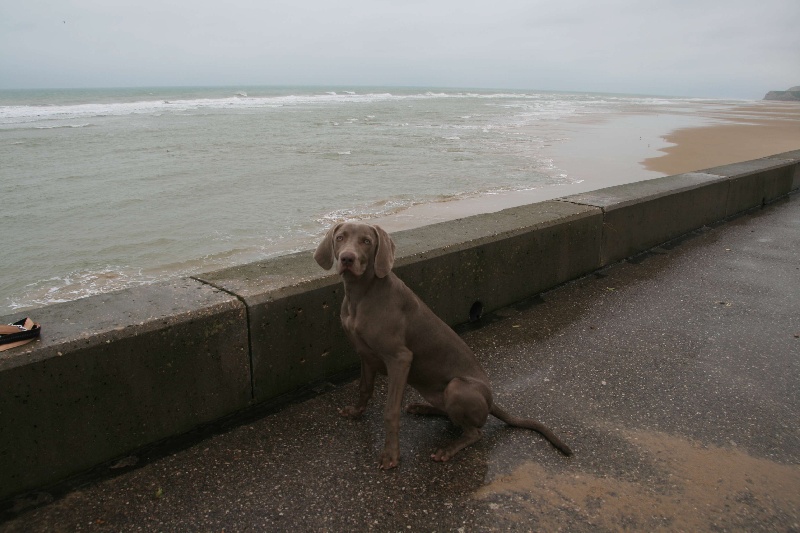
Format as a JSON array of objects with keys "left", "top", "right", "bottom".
[
  {"left": 341, "top": 309, "right": 374, "bottom": 355},
  {"left": 340, "top": 295, "right": 396, "bottom": 354},
  {"left": 341, "top": 299, "right": 370, "bottom": 337}
]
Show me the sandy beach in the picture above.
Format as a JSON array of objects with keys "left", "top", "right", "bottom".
[
  {"left": 643, "top": 102, "right": 800, "bottom": 174},
  {"left": 377, "top": 100, "right": 800, "bottom": 232}
]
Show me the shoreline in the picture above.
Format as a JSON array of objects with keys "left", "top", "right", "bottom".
[
  {"left": 5, "top": 98, "right": 798, "bottom": 313},
  {"left": 375, "top": 101, "right": 800, "bottom": 233}
]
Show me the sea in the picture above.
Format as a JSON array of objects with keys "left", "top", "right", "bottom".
[{"left": 0, "top": 86, "right": 729, "bottom": 315}]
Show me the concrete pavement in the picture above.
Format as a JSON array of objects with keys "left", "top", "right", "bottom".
[{"left": 2, "top": 193, "right": 798, "bottom": 532}]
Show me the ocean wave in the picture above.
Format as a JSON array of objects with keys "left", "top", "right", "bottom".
[
  {"left": 5, "top": 266, "right": 159, "bottom": 312},
  {"left": 34, "top": 123, "right": 93, "bottom": 129},
  {"left": 0, "top": 89, "right": 683, "bottom": 125},
  {"left": 0, "top": 92, "right": 397, "bottom": 123},
  {"left": 314, "top": 175, "right": 577, "bottom": 228}
]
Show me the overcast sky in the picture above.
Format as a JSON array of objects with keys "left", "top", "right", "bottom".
[{"left": 1, "top": 0, "right": 798, "bottom": 99}]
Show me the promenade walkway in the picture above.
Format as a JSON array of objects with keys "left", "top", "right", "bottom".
[{"left": 3, "top": 193, "right": 798, "bottom": 532}]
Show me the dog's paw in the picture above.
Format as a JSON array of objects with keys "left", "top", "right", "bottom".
[
  {"left": 338, "top": 406, "right": 365, "bottom": 419},
  {"left": 379, "top": 449, "right": 400, "bottom": 470},
  {"left": 430, "top": 449, "right": 453, "bottom": 462}
]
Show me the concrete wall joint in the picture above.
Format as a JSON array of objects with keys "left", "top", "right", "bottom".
[{"left": 190, "top": 276, "right": 256, "bottom": 402}]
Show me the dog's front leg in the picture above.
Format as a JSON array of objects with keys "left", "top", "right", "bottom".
[
  {"left": 340, "top": 356, "right": 377, "bottom": 419},
  {"left": 379, "top": 349, "right": 412, "bottom": 470}
]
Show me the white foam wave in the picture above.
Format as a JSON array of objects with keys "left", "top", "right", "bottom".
[
  {"left": 0, "top": 92, "right": 390, "bottom": 124},
  {"left": 6, "top": 266, "right": 159, "bottom": 311},
  {"left": 314, "top": 173, "right": 574, "bottom": 228},
  {"left": 34, "top": 123, "right": 93, "bottom": 129},
  {"left": 0, "top": 90, "right": 682, "bottom": 125}
]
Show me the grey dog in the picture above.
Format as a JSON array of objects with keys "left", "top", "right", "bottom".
[{"left": 315, "top": 222, "right": 572, "bottom": 469}]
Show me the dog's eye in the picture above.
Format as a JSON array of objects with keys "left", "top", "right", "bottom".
[
  {"left": 335, "top": 235, "right": 344, "bottom": 242},
  {"left": 363, "top": 238, "right": 371, "bottom": 245}
]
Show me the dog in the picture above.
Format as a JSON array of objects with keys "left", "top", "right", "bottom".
[{"left": 314, "top": 222, "right": 572, "bottom": 469}]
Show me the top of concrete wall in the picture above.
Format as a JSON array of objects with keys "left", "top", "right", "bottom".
[
  {"left": 700, "top": 154, "right": 800, "bottom": 177},
  {"left": 196, "top": 200, "right": 600, "bottom": 304},
  {"left": 560, "top": 172, "right": 727, "bottom": 210},
  {"left": 0, "top": 278, "right": 243, "bottom": 372}
]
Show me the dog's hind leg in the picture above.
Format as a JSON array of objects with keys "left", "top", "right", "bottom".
[{"left": 430, "top": 377, "right": 492, "bottom": 462}]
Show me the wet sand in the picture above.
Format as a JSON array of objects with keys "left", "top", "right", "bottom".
[
  {"left": 376, "top": 101, "right": 800, "bottom": 232},
  {"left": 643, "top": 102, "right": 800, "bottom": 175}
]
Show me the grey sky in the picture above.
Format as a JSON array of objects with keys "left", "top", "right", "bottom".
[{"left": 2, "top": 0, "right": 798, "bottom": 98}]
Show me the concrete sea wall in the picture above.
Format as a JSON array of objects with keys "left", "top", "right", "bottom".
[{"left": 1, "top": 151, "right": 798, "bottom": 500}]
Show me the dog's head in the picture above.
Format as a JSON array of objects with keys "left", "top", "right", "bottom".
[{"left": 314, "top": 222, "right": 395, "bottom": 279}]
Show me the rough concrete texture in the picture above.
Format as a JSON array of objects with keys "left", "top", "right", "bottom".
[
  {"left": 702, "top": 156, "right": 798, "bottom": 213},
  {"left": 389, "top": 201, "right": 601, "bottom": 324},
  {"left": 0, "top": 279, "right": 250, "bottom": 500},
  {"left": 3, "top": 193, "right": 797, "bottom": 532},
  {"left": 763, "top": 149, "right": 800, "bottom": 190},
  {"left": 197, "top": 259, "right": 354, "bottom": 403},
  {"left": 198, "top": 200, "right": 602, "bottom": 403},
  {"left": 560, "top": 172, "right": 729, "bottom": 265}
]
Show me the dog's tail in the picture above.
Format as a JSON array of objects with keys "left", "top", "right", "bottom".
[{"left": 490, "top": 404, "right": 573, "bottom": 456}]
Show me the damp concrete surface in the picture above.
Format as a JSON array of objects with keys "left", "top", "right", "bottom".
[{"left": 2, "top": 194, "right": 799, "bottom": 532}]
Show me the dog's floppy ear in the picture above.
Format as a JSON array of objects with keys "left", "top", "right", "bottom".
[
  {"left": 372, "top": 225, "right": 395, "bottom": 278},
  {"left": 314, "top": 223, "right": 341, "bottom": 270}
]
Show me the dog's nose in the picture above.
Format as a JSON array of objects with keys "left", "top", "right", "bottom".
[{"left": 340, "top": 253, "right": 355, "bottom": 267}]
